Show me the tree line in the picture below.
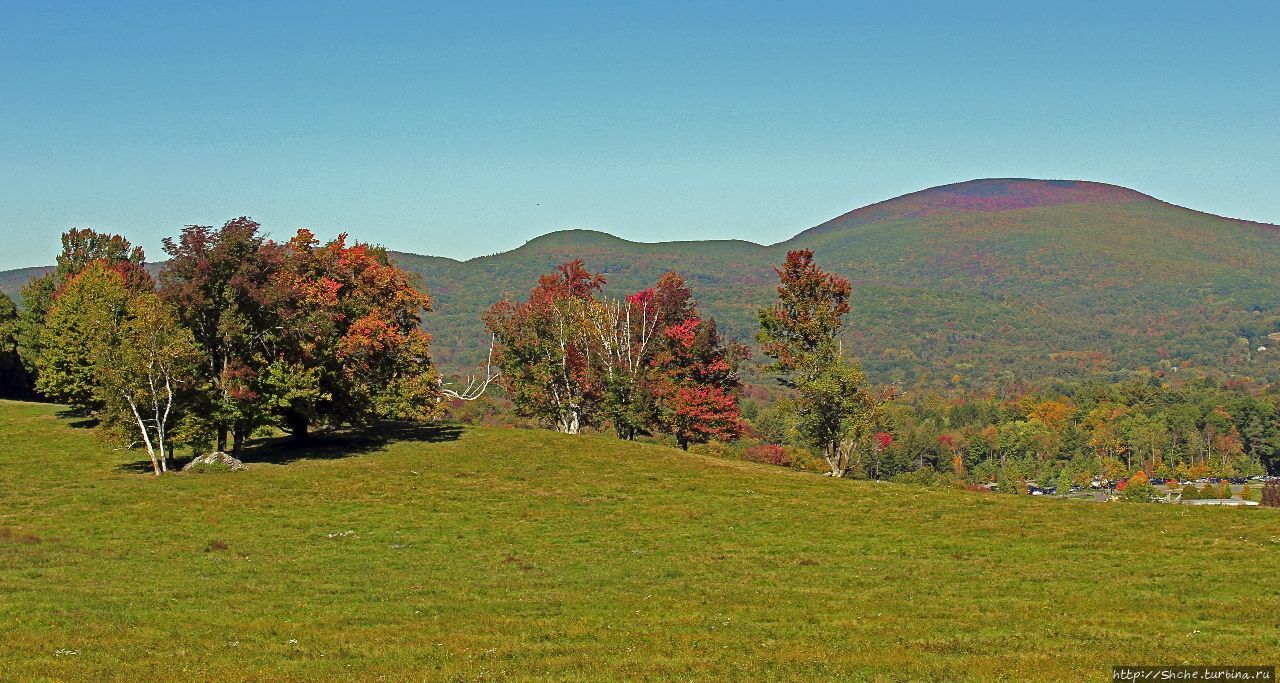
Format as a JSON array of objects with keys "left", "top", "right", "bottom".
[{"left": 5, "top": 223, "right": 1274, "bottom": 487}]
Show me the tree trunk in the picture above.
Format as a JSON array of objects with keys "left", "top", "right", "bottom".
[
  {"left": 217, "top": 427, "right": 228, "bottom": 453},
  {"left": 677, "top": 435, "right": 688, "bottom": 451},
  {"left": 231, "top": 427, "right": 244, "bottom": 458},
  {"left": 558, "top": 409, "right": 581, "bottom": 434},
  {"left": 286, "top": 413, "right": 310, "bottom": 442}
]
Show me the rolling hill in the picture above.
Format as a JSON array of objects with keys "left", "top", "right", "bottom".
[
  {"left": 398, "top": 179, "right": 1280, "bottom": 386},
  {"left": 6, "top": 179, "right": 1280, "bottom": 387}
]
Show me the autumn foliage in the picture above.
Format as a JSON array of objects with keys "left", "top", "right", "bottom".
[{"left": 486, "top": 261, "right": 745, "bottom": 446}]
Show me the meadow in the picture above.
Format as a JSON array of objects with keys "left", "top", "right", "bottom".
[{"left": 1, "top": 399, "right": 1277, "bottom": 681}]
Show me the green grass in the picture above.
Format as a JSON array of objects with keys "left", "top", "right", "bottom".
[{"left": 1, "top": 399, "right": 1277, "bottom": 681}]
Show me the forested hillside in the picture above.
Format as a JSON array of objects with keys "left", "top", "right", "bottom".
[
  {"left": 399, "top": 179, "right": 1280, "bottom": 387},
  {"left": 7, "top": 179, "right": 1280, "bottom": 388}
]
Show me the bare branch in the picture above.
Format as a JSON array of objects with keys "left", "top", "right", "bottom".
[{"left": 441, "top": 335, "right": 502, "bottom": 401}]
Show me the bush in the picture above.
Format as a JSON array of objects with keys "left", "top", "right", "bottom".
[
  {"left": 1262, "top": 481, "right": 1280, "bottom": 508},
  {"left": 1056, "top": 470, "right": 1073, "bottom": 496},
  {"left": 1178, "top": 483, "right": 1200, "bottom": 501},
  {"left": 1120, "top": 480, "right": 1156, "bottom": 502},
  {"left": 1120, "top": 471, "right": 1155, "bottom": 502},
  {"left": 1239, "top": 484, "right": 1254, "bottom": 502},
  {"left": 789, "top": 448, "right": 836, "bottom": 475},
  {"left": 891, "top": 468, "right": 942, "bottom": 487},
  {"left": 743, "top": 444, "right": 793, "bottom": 467},
  {"left": 688, "top": 441, "right": 736, "bottom": 460}
]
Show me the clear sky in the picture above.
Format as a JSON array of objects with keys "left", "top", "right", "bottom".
[{"left": 2, "top": 1, "right": 1277, "bottom": 270}]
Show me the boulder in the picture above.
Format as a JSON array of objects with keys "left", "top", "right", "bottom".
[{"left": 182, "top": 451, "right": 246, "bottom": 472}]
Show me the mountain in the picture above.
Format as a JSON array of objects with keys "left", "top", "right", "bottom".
[{"left": 6, "top": 179, "right": 1280, "bottom": 387}]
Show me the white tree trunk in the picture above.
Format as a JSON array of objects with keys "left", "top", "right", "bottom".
[{"left": 126, "top": 395, "right": 161, "bottom": 476}]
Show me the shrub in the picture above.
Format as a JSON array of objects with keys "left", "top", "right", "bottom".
[
  {"left": 743, "top": 444, "right": 793, "bottom": 467},
  {"left": 996, "top": 469, "right": 1027, "bottom": 495},
  {"left": 891, "top": 468, "right": 941, "bottom": 487},
  {"left": 1179, "top": 483, "right": 1200, "bottom": 501},
  {"left": 688, "top": 441, "right": 735, "bottom": 460},
  {"left": 1263, "top": 481, "right": 1280, "bottom": 508},
  {"left": 789, "top": 448, "right": 835, "bottom": 475},
  {"left": 1239, "top": 484, "right": 1254, "bottom": 502},
  {"left": 1120, "top": 471, "right": 1155, "bottom": 502},
  {"left": 1120, "top": 480, "right": 1156, "bottom": 502},
  {"left": 1056, "top": 470, "right": 1073, "bottom": 496}
]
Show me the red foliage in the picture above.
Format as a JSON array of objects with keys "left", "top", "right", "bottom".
[
  {"left": 758, "top": 249, "right": 852, "bottom": 373},
  {"left": 743, "top": 444, "right": 793, "bottom": 467}
]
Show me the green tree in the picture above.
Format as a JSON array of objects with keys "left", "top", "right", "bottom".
[
  {"left": 35, "top": 263, "right": 135, "bottom": 413},
  {"left": 97, "top": 294, "right": 201, "bottom": 475},
  {"left": 19, "top": 228, "right": 149, "bottom": 382},
  {"left": 757, "top": 250, "right": 881, "bottom": 477},
  {"left": 0, "top": 292, "right": 32, "bottom": 398}
]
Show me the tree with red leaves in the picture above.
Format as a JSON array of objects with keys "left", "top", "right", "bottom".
[
  {"left": 649, "top": 313, "right": 748, "bottom": 450},
  {"left": 589, "top": 272, "right": 699, "bottom": 440},
  {"left": 260, "top": 229, "right": 442, "bottom": 438},
  {"left": 160, "top": 218, "right": 277, "bottom": 455},
  {"left": 758, "top": 249, "right": 885, "bottom": 477},
  {"left": 487, "top": 264, "right": 746, "bottom": 445},
  {"left": 485, "top": 260, "right": 607, "bottom": 433}
]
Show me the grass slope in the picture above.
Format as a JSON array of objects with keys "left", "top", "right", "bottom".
[{"left": 1, "top": 400, "right": 1277, "bottom": 681}]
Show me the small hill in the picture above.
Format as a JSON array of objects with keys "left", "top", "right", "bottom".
[
  {"left": 0, "top": 399, "right": 1276, "bottom": 679},
  {"left": 0, "top": 266, "right": 53, "bottom": 302}
]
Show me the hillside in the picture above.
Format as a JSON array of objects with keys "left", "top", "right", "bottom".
[
  {"left": 407, "top": 179, "right": 1280, "bottom": 385},
  {"left": 1, "top": 399, "right": 1277, "bottom": 679},
  {"left": 6, "top": 179, "right": 1280, "bottom": 386}
]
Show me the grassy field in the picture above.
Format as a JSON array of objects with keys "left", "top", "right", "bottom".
[{"left": 1, "top": 399, "right": 1277, "bottom": 681}]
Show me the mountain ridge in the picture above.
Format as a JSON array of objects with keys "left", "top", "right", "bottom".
[{"left": 6, "top": 178, "right": 1280, "bottom": 387}]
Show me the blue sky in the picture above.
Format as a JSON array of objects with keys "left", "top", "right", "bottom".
[{"left": 1, "top": 1, "right": 1277, "bottom": 270}]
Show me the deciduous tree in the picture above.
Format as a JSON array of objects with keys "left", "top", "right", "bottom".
[
  {"left": 35, "top": 262, "right": 136, "bottom": 413},
  {"left": 97, "top": 294, "right": 201, "bottom": 475},
  {"left": 485, "top": 260, "right": 606, "bottom": 433},
  {"left": 261, "top": 230, "right": 442, "bottom": 437},
  {"left": 20, "top": 228, "right": 149, "bottom": 381},
  {"left": 159, "top": 218, "right": 276, "bottom": 455},
  {"left": 757, "top": 250, "right": 883, "bottom": 477}
]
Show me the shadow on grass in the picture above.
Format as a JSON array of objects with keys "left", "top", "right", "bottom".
[
  {"left": 55, "top": 409, "right": 98, "bottom": 429},
  {"left": 114, "top": 421, "right": 464, "bottom": 472},
  {"left": 239, "top": 422, "right": 464, "bottom": 466}
]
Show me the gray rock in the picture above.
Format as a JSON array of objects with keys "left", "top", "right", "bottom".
[{"left": 182, "top": 451, "right": 246, "bottom": 472}]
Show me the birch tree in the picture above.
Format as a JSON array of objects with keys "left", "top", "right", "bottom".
[
  {"left": 484, "top": 260, "right": 606, "bottom": 433},
  {"left": 98, "top": 294, "right": 200, "bottom": 475}
]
